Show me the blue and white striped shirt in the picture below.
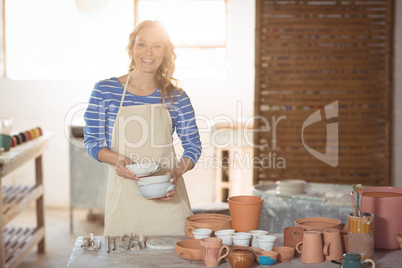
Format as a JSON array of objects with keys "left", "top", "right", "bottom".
[{"left": 84, "top": 77, "right": 202, "bottom": 165}]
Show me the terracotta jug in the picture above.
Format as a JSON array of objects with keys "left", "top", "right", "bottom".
[
  {"left": 200, "top": 237, "right": 230, "bottom": 267},
  {"left": 227, "top": 195, "right": 263, "bottom": 232},
  {"left": 227, "top": 247, "right": 254, "bottom": 268},
  {"left": 296, "top": 231, "right": 324, "bottom": 264},
  {"left": 323, "top": 229, "right": 343, "bottom": 261},
  {"left": 283, "top": 227, "right": 303, "bottom": 247}
]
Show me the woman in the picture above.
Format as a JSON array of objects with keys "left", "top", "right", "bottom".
[{"left": 83, "top": 20, "right": 202, "bottom": 236}]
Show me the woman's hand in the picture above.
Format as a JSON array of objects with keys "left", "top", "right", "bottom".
[
  {"left": 115, "top": 157, "right": 138, "bottom": 180},
  {"left": 152, "top": 169, "right": 181, "bottom": 201}
]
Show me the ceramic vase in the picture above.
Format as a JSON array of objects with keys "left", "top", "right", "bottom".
[
  {"left": 227, "top": 247, "right": 254, "bottom": 268},
  {"left": 323, "top": 229, "right": 343, "bottom": 261},
  {"left": 296, "top": 231, "right": 324, "bottom": 264},
  {"left": 228, "top": 195, "right": 263, "bottom": 232}
]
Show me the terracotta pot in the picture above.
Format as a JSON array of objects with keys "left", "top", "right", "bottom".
[
  {"left": 360, "top": 186, "right": 402, "bottom": 250},
  {"left": 175, "top": 239, "right": 202, "bottom": 261},
  {"left": 228, "top": 195, "right": 264, "bottom": 232},
  {"left": 295, "top": 217, "right": 343, "bottom": 231},
  {"left": 272, "top": 246, "right": 295, "bottom": 262},
  {"left": 323, "top": 229, "right": 343, "bottom": 261},
  {"left": 296, "top": 231, "right": 324, "bottom": 264},
  {"left": 227, "top": 247, "right": 254, "bottom": 268},
  {"left": 396, "top": 231, "right": 402, "bottom": 250},
  {"left": 283, "top": 227, "right": 303, "bottom": 247},
  {"left": 184, "top": 213, "right": 232, "bottom": 239}
]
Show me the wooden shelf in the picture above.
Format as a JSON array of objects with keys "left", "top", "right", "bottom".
[
  {"left": 2, "top": 185, "right": 44, "bottom": 226},
  {"left": 3, "top": 227, "right": 45, "bottom": 268},
  {"left": 0, "top": 132, "right": 53, "bottom": 268}
]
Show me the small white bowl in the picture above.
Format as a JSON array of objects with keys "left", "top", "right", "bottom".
[
  {"left": 126, "top": 161, "right": 159, "bottom": 177},
  {"left": 137, "top": 182, "right": 175, "bottom": 199},
  {"left": 137, "top": 174, "right": 172, "bottom": 186},
  {"left": 193, "top": 228, "right": 213, "bottom": 239},
  {"left": 275, "top": 179, "right": 306, "bottom": 195}
]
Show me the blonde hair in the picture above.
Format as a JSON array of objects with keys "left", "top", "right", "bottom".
[{"left": 126, "top": 20, "right": 181, "bottom": 105}]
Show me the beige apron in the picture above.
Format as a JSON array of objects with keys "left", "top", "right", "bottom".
[{"left": 103, "top": 74, "right": 193, "bottom": 236}]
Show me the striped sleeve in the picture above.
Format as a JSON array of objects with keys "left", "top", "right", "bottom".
[
  {"left": 173, "top": 91, "right": 202, "bottom": 166},
  {"left": 84, "top": 82, "right": 107, "bottom": 161}
]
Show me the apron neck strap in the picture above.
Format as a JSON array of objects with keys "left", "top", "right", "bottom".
[{"left": 120, "top": 72, "right": 131, "bottom": 109}]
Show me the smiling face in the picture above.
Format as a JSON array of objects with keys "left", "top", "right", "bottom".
[{"left": 132, "top": 26, "right": 167, "bottom": 75}]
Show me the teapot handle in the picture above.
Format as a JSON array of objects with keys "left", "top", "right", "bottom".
[{"left": 362, "top": 259, "right": 375, "bottom": 268}]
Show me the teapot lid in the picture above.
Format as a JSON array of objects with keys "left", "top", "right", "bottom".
[{"left": 343, "top": 253, "right": 361, "bottom": 261}]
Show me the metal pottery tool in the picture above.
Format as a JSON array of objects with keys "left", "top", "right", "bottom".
[
  {"left": 107, "top": 236, "right": 110, "bottom": 253},
  {"left": 352, "top": 184, "right": 363, "bottom": 217}
]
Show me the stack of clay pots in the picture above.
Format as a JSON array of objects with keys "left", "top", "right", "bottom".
[{"left": 283, "top": 217, "right": 347, "bottom": 264}]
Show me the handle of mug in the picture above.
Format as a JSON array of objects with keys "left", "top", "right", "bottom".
[
  {"left": 323, "top": 243, "right": 330, "bottom": 256},
  {"left": 362, "top": 259, "right": 375, "bottom": 268},
  {"left": 217, "top": 245, "right": 230, "bottom": 262},
  {"left": 296, "top": 241, "right": 303, "bottom": 254}
]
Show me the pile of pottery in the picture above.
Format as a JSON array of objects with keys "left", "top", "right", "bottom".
[
  {"left": 283, "top": 217, "right": 347, "bottom": 264},
  {"left": 0, "top": 127, "right": 43, "bottom": 152},
  {"left": 126, "top": 161, "right": 175, "bottom": 199}
]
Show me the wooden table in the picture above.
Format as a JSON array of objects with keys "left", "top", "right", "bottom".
[
  {"left": 0, "top": 133, "right": 53, "bottom": 268},
  {"left": 67, "top": 234, "right": 401, "bottom": 268}
]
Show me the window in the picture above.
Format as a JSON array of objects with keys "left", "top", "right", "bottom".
[
  {"left": 136, "top": 0, "right": 227, "bottom": 78},
  {"left": 2, "top": 0, "right": 227, "bottom": 80}
]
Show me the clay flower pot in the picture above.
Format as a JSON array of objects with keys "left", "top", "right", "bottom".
[
  {"left": 228, "top": 195, "right": 264, "bottom": 232},
  {"left": 273, "top": 246, "right": 295, "bottom": 262},
  {"left": 184, "top": 213, "right": 232, "bottom": 239}
]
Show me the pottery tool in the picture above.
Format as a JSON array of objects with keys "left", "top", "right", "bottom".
[
  {"left": 127, "top": 233, "right": 134, "bottom": 251},
  {"left": 112, "top": 237, "right": 116, "bottom": 251},
  {"left": 107, "top": 236, "right": 110, "bottom": 253},
  {"left": 353, "top": 184, "right": 361, "bottom": 217},
  {"left": 357, "top": 185, "right": 363, "bottom": 217}
]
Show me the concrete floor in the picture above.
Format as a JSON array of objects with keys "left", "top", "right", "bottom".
[{"left": 6, "top": 207, "right": 104, "bottom": 268}]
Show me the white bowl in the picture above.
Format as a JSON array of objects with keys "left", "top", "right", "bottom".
[
  {"left": 275, "top": 179, "right": 306, "bottom": 195},
  {"left": 137, "top": 174, "right": 172, "bottom": 186},
  {"left": 137, "top": 182, "right": 175, "bottom": 199},
  {"left": 126, "top": 161, "right": 159, "bottom": 177}
]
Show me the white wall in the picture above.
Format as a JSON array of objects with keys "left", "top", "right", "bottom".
[
  {"left": 0, "top": 0, "right": 256, "bottom": 208},
  {"left": 1, "top": 0, "right": 401, "bottom": 209}
]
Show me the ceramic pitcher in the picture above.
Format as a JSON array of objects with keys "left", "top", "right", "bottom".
[
  {"left": 323, "top": 229, "right": 343, "bottom": 261},
  {"left": 296, "top": 231, "right": 324, "bottom": 264},
  {"left": 200, "top": 237, "right": 230, "bottom": 267}
]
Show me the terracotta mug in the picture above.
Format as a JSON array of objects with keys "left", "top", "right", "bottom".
[
  {"left": 291, "top": 230, "right": 304, "bottom": 257},
  {"left": 323, "top": 229, "right": 343, "bottom": 261},
  {"left": 283, "top": 227, "right": 303, "bottom": 247},
  {"left": 296, "top": 231, "right": 324, "bottom": 264},
  {"left": 200, "top": 237, "right": 230, "bottom": 267}
]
